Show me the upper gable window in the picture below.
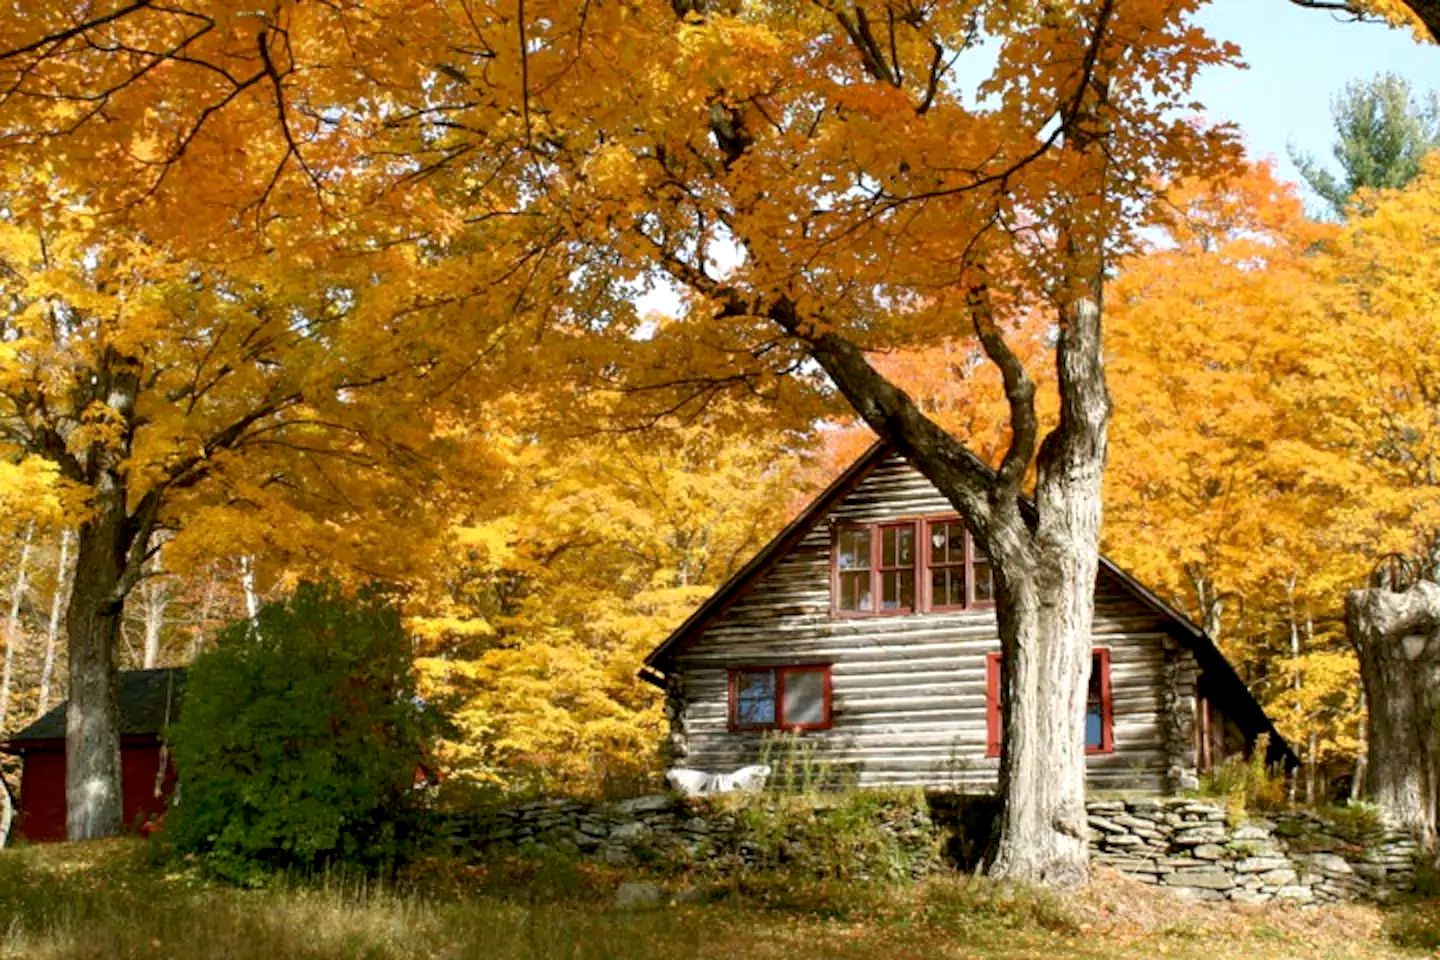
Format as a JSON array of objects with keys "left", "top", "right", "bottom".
[{"left": 833, "top": 516, "right": 993, "bottom": 616}]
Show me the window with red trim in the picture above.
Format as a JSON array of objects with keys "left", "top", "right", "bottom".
[
  {"left": 833, "top": 516, "right": 992, "bottom": 616},
  {"left": 728, "top": 665, "right": 832, "bottom": 732},
  {"left": 985, "top": 649, "right": 1113, "bottom": 757}
]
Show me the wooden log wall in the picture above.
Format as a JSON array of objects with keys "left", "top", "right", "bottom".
[{"left": 673, "top": 453, "right": 1188, "bottom": 792}]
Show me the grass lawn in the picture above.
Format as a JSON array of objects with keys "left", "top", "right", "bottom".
[{"left": 1, "top": 840, "right": 1438, "bottom": 960}]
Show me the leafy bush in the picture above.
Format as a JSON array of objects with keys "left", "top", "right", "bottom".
[{"left": 167, "top": 583, "right": 442, "bottom": 884}]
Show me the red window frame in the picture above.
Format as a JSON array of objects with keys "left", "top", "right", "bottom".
[
  {"left": 727, "top": 665, "right": 833, "bottom": 733},
  {"left": 831, "top": 515, "right": 994, "bottom": 617},
  {"left": 985, "top": 648, "right": 1113, "bottom": 757}
]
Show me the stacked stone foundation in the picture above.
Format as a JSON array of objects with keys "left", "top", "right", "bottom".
[{"left": 446, "top": 793, "right": 1420, "bottom": 904}]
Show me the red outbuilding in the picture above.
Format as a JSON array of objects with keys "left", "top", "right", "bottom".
[{"left": 2, "top": 668, "right": 185, "bottom": 842}]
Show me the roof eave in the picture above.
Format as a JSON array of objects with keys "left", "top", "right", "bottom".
[{"left": 639, "top": 438, "right": 895, "bottom": 676}]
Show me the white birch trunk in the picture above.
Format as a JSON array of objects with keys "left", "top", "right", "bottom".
[
  {"left": 240, "top": 555, "right": 259, "bottom": 623},
  {"left": 0, "top": 521, "right": 35, "bottom": 732},
  {"left": 36, "top": 528, "right": 72, "bottom": 717},
  {"left": 190, "top": 567, "right": 217, "bottom": 659}
]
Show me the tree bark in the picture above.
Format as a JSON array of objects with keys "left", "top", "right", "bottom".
[
  {"left": 1345, "top": 581, "right": 1440, "bottom": 849},
  {"left": 37, "top": 528, "right": 72, "bottom": 717},
  {"left": 65, "top": 483, "right": 131, "bottom": 841}
]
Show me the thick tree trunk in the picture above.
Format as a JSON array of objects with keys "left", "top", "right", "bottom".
[
  {"left": 37, "top": 528, "right": 72, "bottom": 717},
  {"left": 64, "top": 488, "right": 130, "bottom": 841},
  {"left": 1345, "top": 581, "right": 1440, "bottom": 849},
  {"left": 987, "top": 511, "right": 1100, "bottom": 886}
]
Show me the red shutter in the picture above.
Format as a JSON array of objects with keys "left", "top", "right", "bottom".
[
  {"left": 1095, "top": 647, "right": 1114, "bottom": 754},
  {"left": 985, "top": 652, "right": 1002, "bottom": 758}
]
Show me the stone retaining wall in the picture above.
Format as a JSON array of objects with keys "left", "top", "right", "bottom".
[
  {"left": 445, "top": 792, "right": 941, "bottom": 879},
  {"left": 447, "top": 793, "right": 1420, "bottom": 903},
  {"left": 1089, "top": 798, "right": 1418, "bottom": 903}
]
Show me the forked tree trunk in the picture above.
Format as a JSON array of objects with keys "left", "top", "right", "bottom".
[
  {"left": 65, "top": 485, "right": 130, "bottom": 841},
  {"left": 1345, "top": 581, "right": 1440, "bottom": 849},
  {"left": 987, "top": 288, "right": 1108, "bottom": 886}
]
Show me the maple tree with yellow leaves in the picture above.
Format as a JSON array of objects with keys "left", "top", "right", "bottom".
[{"left": 0, "top": 0, "right": 1430, "bottom": 886}]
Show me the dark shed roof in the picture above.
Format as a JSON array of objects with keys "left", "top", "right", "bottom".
[{"left": 3, "top": 668, "right": 186, "bottom": 748}]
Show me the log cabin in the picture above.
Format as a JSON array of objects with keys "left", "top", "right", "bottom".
[{"left": 640, "top": 441, "right": 1294, "bottom": 793}]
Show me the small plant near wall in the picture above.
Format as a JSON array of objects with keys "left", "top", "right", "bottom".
[
  {"left": 1197, "top": 733, "right": 1287, "bottom": 824},
  {"left": 757, "top": 732, "right": 835, "bottom": 795}
]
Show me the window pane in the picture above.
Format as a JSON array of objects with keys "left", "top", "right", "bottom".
[
  {"left": 840, "top": 571, "right": 871, "bottom": 611},
  {"left": 1086, "top": 652, "right": 1105, "bottom": 749},
  {"left": 783, "top": 669, "right": 827, "bottom": 727},
  {"left": 881, "top": 570, "right": 914, "bottom": 610},
  {"left": 1085, "top": 706, "right": 1103, "bottom": 749},
  {"left": 881, "top": 526, "right": 913, "bottom": 567},
  {"left": 948, "top": 523, "right": 966, "bottom": 559},
  {"left": 972, "top": 558, "right": 994, "bottom": 603},
  {"left": 736, "top": 671, "right": 776, "bottom": 727},
  {"left": 929, "top": 523, "right": 951, "bottom": 564},
  {"left": 838, "top": 529, "right": 871, "bottom": 571},
  {"left": 931, "top": 568, "right": 949, "bottom": 607}
]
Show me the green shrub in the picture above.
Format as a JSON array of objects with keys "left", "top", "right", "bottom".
[
  {"left": 1316, "top": 801, "right": 1384, "bottom": 839},
  {"left": 167, "top": 582, "right": 443, "bottom": 885},
  {"left": 723, "top": 788, "right": 940, "bottom": 883}
]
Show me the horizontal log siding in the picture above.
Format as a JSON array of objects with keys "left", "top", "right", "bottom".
[{"left": 675, "top": 454, "right": 1177, "bottom": 792}]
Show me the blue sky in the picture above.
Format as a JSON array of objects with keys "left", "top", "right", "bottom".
[{"left": 1193, "top": 1, "right": 1440, "bottom": 197}]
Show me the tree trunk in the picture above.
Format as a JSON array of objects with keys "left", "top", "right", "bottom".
[
  {"left": 1351, "top": 689, "right": 1369, "bottom": 803},
  {"left": 37, "top": 528, "right": 72, "bottom": 717},
  {"left": 986, "top": 501, "right": 1101, "bottom": 887},
  {"left": 0, "top": 521, "right": 34, "bottom": 732},
  {"left": 0, "top": 771, "right": 13, "bottom": 849},
  {"left": 65, "top": 488, "right": 130, "bottom": 841},
  {"left": 189, "top": 567, "right": 217, "bottom": 658},
  {"left": 1345, "top": 581, "right": 1440, "bottom": 849},
  {"left": 137, "top": 548, "right": 168, "bottom": 669},
  {"left": 240, "top": 554, "right": 259, "bottom": 622}
]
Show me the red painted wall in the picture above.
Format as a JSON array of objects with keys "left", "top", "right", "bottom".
[
  {"left": 15, "top": 736, "right": 176, "bottom": 842},
  {"left": 16, "top": 747, "right": 65, "bottom": 842}
]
